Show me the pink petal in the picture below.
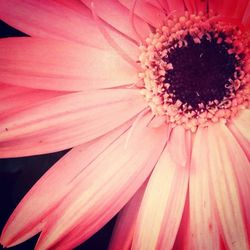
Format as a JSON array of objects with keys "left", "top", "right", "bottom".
[
  {"left": 0, "top": 0, "right": 127, "bottom": 49},
  {"left": 207, "top": 123, "right": 249, "bottom": 249},
  {"left": 221, "top": 124, "right": 250, "bottom": 241},
  {"left": 0, "top": 83, "right": 29, "bottom": 99},
  {"left": 209, "top": 0, "right": 223, "bottom": 14},
  {"left": 33, "top": 114, "right": 168, "bottom": 250},
  {"left": 188, "top": 127, "right": 220, "bottom": 249},
  {"left": 118, "top": 0, "right": 165, "bottom": 28},
  {"left": 183, "top": 0, "right": 195, "bottom": 13},
  {"left": 231, "top": 0, "right": 250, "bottom": 20},
  {"left": 243, "top": 1, "right": 250, "bottom": 28},
  {"left": 0, "top": 89, "right": 146, "bottom": 157},
  {"left": 55, "top": 0, "right": 140, "bottom": 59},
  {"left": 0, "top": 122, "right": 131, "bottom": 247},
  {"left": 231, "top": 110, "right": 250, "bottom": 144},
  {"left": 81, "top": 0, "right": 151, "bottom": 42},
  {"left": 0, "top": 84, "right": 63, "bottom": 118},
  {"left": 230, "top": 109, "right": 250, "bottom": 160},
  {"left": 183, "top": 0, "right": 208, "bottom": 13},
  {"left": 210, "top": 0, "right": 249, "bottom": 20},
  {"left": 109, "top": 181, "right": 147, "bottom": 250},
  {"left": 172, "top": 196, "right": 190, "bottom": 250},
  {"left": 0, "top": 37, "right": 138, "bottom": 91},
  {"left": 228, "top": 118, "right": 250, "bottom": 161},
  {"left": 213, "top": 0, "right": 238, "bottom": 17},
  {"left": 195, "top": 0, "right": 208, "bottom": 12},
  {"left": 166, "top": 0, "right": 185, "bottom": 13},
  {"left": 145, "top": 0, "right": 165, "bottom": 10},
  {"left": 132, "top": 126, "right": 190, "bottom": 250}
]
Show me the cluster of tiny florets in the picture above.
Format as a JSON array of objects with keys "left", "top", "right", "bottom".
[{"left": 138, "top": 11, "right": 250, "bottom": 132}]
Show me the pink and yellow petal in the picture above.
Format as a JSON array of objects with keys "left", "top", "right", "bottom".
[
  {"left": 32, "top": 114, "right": 168, "bottom": 250},
  {"left": 81, "top": 0, "right": 151, "bottom": 42},
  {"left": 132, "top": 126, "right": 190, "bottom": 250},
  {"left": 229, "top": 110, "right": 250, "bottom": 160},
  {"left": 217, "top": 124, "right": 250, "bottom": 241},
  {"left": 229, "top": 125, "right": 250, "bottom": 161},
  {"left": 0, "top": 0, "right": 114, "bottom": 48},
  {"left": 0, "top": 37, "right": 138, "bottom": 91},
  {"left": 0, "top": 122, "right": 131, "bottom": 247},
  {"left": 0, "top": 89, "right": 146, "bottom": 156},
  {"left": 207, "top": 123, "right": 249, "bottom": 249},
  {"left": 118, "top": 0, "right": 166, "bottom": 28},
  {"left": 188, "top": 127, "right": 220, "bottom": 249},
  {"left": 109, "top": 181, "right": 147, "bottom": 250},
  {"left": 231, "top": 110, "right": 250, "bottom": 144}
]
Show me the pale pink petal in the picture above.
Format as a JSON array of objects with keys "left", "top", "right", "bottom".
[
  {"left": 171, "top": 189, "right": 191, "bottom": 250},
  {"left": 0, "top": 37, "right": 138, "bottom": 91},
  {"left": 188, "top": 127, "right": 220, "bottom": 249},
  {"left": 53, "top": 0, "right": 140, "bottom": 59},
  {"left": 0, "top": 0, "right": 120, "bottom": 49},
  {"left": 221, "top": 123, "right": 250, "bottom": 241},
  {"left": 118, "top": 0, "right": 165, "bottom": 28},
  {"left": 0, "top": 0, "right": 146, "bottom": 59},
  {"left": 0, "top": 88, "right": 140, "bottom": 140},
  {"left": 109, "top": 181, "right": 147, "bottom": 250},
  {"left": 207, "top": 123, "right": 249, "bottom": 249},
  {"left": 132, "top": 126, "right": 190, "bottom": 250},
  {"left": 0, "top": 89, "right": 146, "bottom": 157},
  {"left": 32, "top": 114, "right": 168, "bottom": 250},
  {"left": 81, "top": 0, "right": 151, "bottom": 42},
  {"left": 228, "top": 119, "right": 250, "bottom": 161},
  {"left": 0, "top": 122, "right": 131, "bottom": 247},
  {"left": 56, "top": 0, "right": 142, "bottom": 60},
  {"left": 231, "top": 109, "right": 250, "bottom": 159},
  {"left": 231, "top": 110, "right": 250, "bottom": 144}
]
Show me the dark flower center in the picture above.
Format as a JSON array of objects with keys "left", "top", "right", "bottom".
[
  {"left": 139, "top": 12, "right": 249, "bottom": 131},
  {"left": 164, "top": 33, "right": 239, "bottom": 109}
]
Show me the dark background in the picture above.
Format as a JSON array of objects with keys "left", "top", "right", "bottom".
[{"left": 0, "top": 20, "right": 116, "bottom": 250}]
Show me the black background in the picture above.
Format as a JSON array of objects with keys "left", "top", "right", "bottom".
[{"left": 0, "top": 20, "right": 116, "bottom": 250}]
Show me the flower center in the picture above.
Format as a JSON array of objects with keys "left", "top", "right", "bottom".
[
  {"left": 164, "top": 33, "right": 238, "bottom": 109},
  {"left": 139, "top": 11, "right": 250, "bottom": 132}
]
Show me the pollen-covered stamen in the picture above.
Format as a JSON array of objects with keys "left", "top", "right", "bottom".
[{"left": 139, "top": 11, "right": 250, "bottom": 132}]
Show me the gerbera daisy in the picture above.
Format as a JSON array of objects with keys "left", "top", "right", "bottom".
[{"left": 0, "top": 0, "right": 250, "bottom": 249}]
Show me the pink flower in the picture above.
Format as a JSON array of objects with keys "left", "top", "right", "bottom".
[{"left": 0, "top": 0, "right": 250, "bottom": 249}]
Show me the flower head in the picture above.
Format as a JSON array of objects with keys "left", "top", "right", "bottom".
[{"left": 0, "top": 0, "right": 250, "bottom": 249}]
